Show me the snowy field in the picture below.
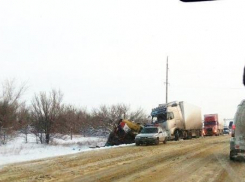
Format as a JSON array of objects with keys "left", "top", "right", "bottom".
[{"left": 0, "top": 134, "right": 133, "bottom": 168}]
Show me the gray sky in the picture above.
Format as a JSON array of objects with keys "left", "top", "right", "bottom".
[{"left": 1, "top": 0, "right": 245, "bottom": 122}]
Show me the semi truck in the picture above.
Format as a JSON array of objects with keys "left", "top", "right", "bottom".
[
  {"left": 151, "top": 101, "right": 202, "bottom": 141},
  {"left": 203, "top": 114, "right": 224, "bottom": 136}
]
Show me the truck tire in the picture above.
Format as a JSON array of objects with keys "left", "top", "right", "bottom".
[
  {"left": 135, "top": 142, "right": 140, "bottom": 146},
  {"left": 195, "top": 130, "right": 200, "bottom": 138},
  {"left": 155, "top": 138, "right": 159, "bottom": 145},
  {"left": 174, "top": 130, "right": 180, "bottom": 141},
  {"left": 163, "top": 138, "right": 167, "bottom": 144}
]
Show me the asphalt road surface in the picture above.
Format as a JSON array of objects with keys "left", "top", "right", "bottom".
[{"left": 1, "top": 135, "right": 244, "bottom": 182}]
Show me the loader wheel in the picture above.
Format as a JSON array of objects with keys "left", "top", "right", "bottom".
[{"left": 174, "top": 130, "right": 180, "bottom": 141}]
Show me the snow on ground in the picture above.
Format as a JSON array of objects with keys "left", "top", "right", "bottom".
[{"left": 0, "top": 134, "right": 134, "bottom": 168}]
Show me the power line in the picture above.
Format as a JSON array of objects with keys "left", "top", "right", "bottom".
[{"left": 170, "top": 84, "right": 244, "bottom": 90}]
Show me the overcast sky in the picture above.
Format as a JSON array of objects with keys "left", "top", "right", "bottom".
[{"left": 1, "top": 0, "right": 245, "bottom": 123}]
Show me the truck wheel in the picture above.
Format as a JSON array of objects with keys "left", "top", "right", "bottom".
[
  {"left": 163, "top": 138, "right": 167, "bottom": 144},
  {"left": 196, "top": 131, "right": 201, "bottom": 138},
  {"left": 155, "top": 138, "right": 159, "bottom": 145},
  {"left": 174, "top": 130, "right": 180, "bottom": 141},
  {"left": 135, "top": 142, "right": 140, "bottom": 146}
]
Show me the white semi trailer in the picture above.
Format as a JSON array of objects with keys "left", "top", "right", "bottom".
[{"left": 151, "top": 101, "right": 202, "bottom": 140}]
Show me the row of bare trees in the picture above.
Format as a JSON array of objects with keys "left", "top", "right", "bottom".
[{"left": 0, "top": 80, "right": 149, "bottom": 144}]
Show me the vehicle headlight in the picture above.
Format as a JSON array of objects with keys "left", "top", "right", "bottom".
[{"left": 150, "top": 134, "right": 158, "bottom": 138}]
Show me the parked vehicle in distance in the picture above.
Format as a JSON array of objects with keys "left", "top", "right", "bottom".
[
  {"left": 229, "top": 121, "right": 234, "bottom": 134},
  {"left": 223, "top": 127, "right": 229, "bottom": 135},
  {"left": 135, "top": 125, "right": 167, "bottom": 145},
  {"left": 203, "top": 114, "right": 223, "bottom": 136},
  {"left": 151, "top": 101, "right": 202, "bottom": 141},
  {"left": 229, "top": 121, "right": 234, "bottom": 129},
  {"left": 230, "top": 100, "right": 245, "bottom": 160}
]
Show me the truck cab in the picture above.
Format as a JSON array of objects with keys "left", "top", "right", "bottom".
[
  {"left": 151, "top": 102, "right": 183, "bottom": 140},
  {"left": 203, "top": 114, "right": 222, "bottom": 136},
  {"left": 151, "top": 101, "right": 202, "bottom": 141}
]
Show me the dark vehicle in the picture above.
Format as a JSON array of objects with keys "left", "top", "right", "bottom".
[
  {"left": 229, "top": 121, "right": 234, "bottom": 129},
  {"left": 135, "top": 125, "right": 167, "bottom": 145},
  {"left": 223, "top": 128, "right": 229, "bottom": 135},
  {"left": 229, "top": 121, "right": 234, "bottom": 134},
  {"left": 230, "top": 100, "right": 245, "bottom": 160},
  {"left": 229, "top": 121, "right": 234, "bottom": 130}
]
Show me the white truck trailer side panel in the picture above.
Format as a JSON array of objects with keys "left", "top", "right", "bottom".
[
  {"left": 218, "top": 115, "right": 224, "bottom": 130},
  {"left": 179, "top": 102, "right": 202, "bottom": 130}
]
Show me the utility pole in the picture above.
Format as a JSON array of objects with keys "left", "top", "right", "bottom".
[{"left": 166, "top": 56, "right": 169, "bottom": 104}]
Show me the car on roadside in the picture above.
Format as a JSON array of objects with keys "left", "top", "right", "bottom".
[
  {"left": 223, "top": 127, "right": 229, "bottom": 135},
  {"left": 230, "top": 100, "right": 245, "bottom": 160},
  {"left": 135, "top": 125, "right": 167, "bottom": 146}
]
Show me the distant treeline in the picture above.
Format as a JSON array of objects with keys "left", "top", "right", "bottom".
[{"left": 0, "top": 79, "right": 149, "bottom": 144}]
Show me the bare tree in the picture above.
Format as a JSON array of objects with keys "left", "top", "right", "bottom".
[
  {"left": 18, "top": 104, "right": 31, "bottom": 143},
  {"left": 0, "top": 79, "right": 26, "bottom": 128},
  {"left": 109, "top": 104, "right": 130, "bottom": 121},
  {"left": 90, "top": 104, "right": 148, "bottom": 134},
  {"left": 55, "top": 105, "right": 80, "bottom": 140},
  {"left": 0, "top": 79, "right": 27, "bottom": 144},
  {"left": 31, "top": 89, "right": 64, "bottom": 144},
  {"left": 75, "top": 108, "right": 90, "bottom": 137},
  {"left": 129, "top": 107, "right": 149, "bottom": 124}
]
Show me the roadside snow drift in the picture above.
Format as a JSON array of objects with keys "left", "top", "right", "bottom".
[
  {"left": 0, "top": 134, "right": 134, "bottom": 168},
  {"left": 0, "top": 134, "right": 106, "bottom": 167}
]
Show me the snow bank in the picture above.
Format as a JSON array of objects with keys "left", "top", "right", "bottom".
[
  {"left": 0, "top": 134, "right": 133, "bottom": 168},
  {"left": 0, "top": 134, "right": 105, "bottom": 167}
]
